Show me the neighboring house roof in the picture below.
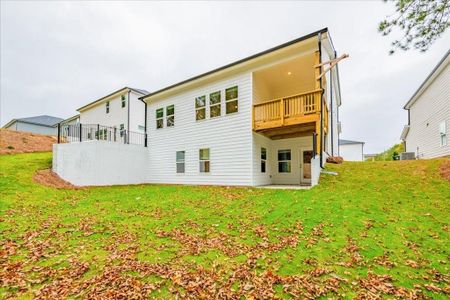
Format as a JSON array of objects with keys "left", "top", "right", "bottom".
[
  {"left": 339, "top": 139, "right": 364, "bottom": 145},
  {"left": 403, "top": 49, "right": 450, "bottom": 110},
  {"left": 141, "top": 27, "right": 332, "bottom": 101},
  {"left": 3, "top": 115, "right": 64, "bottom": 129},
  {"left": 400, "top": 125, "right": 410, "bottom": 141},
  {"left": 77, "top": 87, "right": 150, "bottom": 112},
  {"left": 61, "top": 114, "right": 80, "bottom": 124}
]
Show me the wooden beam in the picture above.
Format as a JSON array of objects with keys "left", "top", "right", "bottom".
[{"left": 314, "top": 51, "right": 321, "bottom": 90}]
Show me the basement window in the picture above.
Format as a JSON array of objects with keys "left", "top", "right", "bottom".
[
  {"left": 119, "top": 124, "right": 124, "bottom": 137},
  {"left": 106, "top": 101, "right": 110, "bottom": 114},
  {"left": 278, "top": 149, "right": 291, "bottom": 173},
  {"left": 199, "top": 148, "right": 210, "bottom": 173},
  {"left": 225, "top": 86, "right": 238, "bottom": 114},
  {"left": 176, "top": 151, "right": 185, "bottom": 173},
  {"left": 440, "top": 121, "right": 447, "bottom": 146},
  {"left": 156, "top": 108, "right": 164, "bottom": 129},
  {"left": 121, "top": 95, "right": 126, "bottom": 108},
  {"left": 195, "top": 96, "right": 206, "bottom": 121},
  {"left": 261, "top": 147, "right": 267, "bottom": 173},
  {"left": 166, "top": 105, "right": 175, "bottom": 127},
  {"left": 209, "top": 91, "right": 221, "bottom": 118}
]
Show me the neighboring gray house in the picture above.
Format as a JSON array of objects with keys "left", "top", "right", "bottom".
[
  {"left": 3, "top": 115, "right": 64, "bottom": 135},
  {"left": 339, "top": 139, "right": 364, "bottom": 161},
  {"left": 401, "top": 50, "right": 449, "bottom": 159}
]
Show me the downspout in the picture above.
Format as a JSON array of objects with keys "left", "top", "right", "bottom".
[
  {"left": 318, "top": 32, "right": 324, "bottom": 169},
  {"left": 127, "top": 90, "right": 131, "bottom": 143},
  {"left": 139, "top": 97, "right": 148, "bottom": 147},
  {"left": 330, "top": 52, "right": 334, "bottom": 156}
]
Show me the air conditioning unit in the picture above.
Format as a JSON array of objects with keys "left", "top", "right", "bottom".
[{"left": 400, "top": 152, "right": 415, "bottom": 160}]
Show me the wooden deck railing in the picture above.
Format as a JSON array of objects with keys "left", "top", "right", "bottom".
[{"left": 253, "top": 89, "right": 323, "bottom": 130}]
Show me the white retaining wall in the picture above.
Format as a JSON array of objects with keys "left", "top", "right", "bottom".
[{"left": 53, "top": 141, "right": 149, "bottom": 186}]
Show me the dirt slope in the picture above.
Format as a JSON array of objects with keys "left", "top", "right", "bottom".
[{"left": 0, "top": 129, "right": 57, "bottom": 154}]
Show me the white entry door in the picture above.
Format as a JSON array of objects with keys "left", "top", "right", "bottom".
[{"left": 300, "top": 149, "right": 314, "bottom": 184}]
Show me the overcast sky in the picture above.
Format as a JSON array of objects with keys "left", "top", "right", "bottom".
[{"left": 1, "top": 1, "right": 449, "bottom": 153}]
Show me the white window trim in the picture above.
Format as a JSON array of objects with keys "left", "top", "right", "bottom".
[
  {"left": 209, "top": 91, "right": 221, "bottom": 118},
  {"left": 199, "top": 148, "right": 210, "bottom": 173},
  {"left": 278, "top": 149, "right": 291, "bottom": 173},
  {"left": 225, "top": 86, "right": 238, "bottom": 115},
  {"left": 156, "top": 108, "right": 164, "bottom": 129},
  {"left": 195, "top": 95, "right": 207, "bottom": 121},
  {"left": 261, "top": 147, "right": 267, "bottom": 173},
  {"left": 121, "top": 95, "right": 126, "bottom": 108},
  {"left": 176, "top": 151, "right": 185, "bottom": 174},
  {"left": 106, "top": 101, "right": 110, "bottom": 114},
  {"left": 166, "top": 105, "right": 175, "bottom": 127}
]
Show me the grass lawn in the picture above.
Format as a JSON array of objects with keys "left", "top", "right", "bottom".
[{"left": 0, "top": 152, "right": 449, "bottom": 299}]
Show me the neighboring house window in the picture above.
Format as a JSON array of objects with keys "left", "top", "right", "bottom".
[
  {"left": 156, "top": 108, "right": 164, "bottom": 129},
  {"left": 209, "top": 91, "right": 221, "bottom": 118},
  {"left": 176, "top": 151, "right": 185, "bottom": 173},
  {"left": 119, "top": 124, "right": 125, "bottom": 137},
  {"left": 195, "top": 96, "right": 206, "bottom": 121},
  {"left": 199, "top": 148, "right": 210, "bottom": 173},
  {"left": 106, "top": 101, "right": 110, "bottom": 113},
  {"left": 225, "top": 86, "right": 238, "bottom": 114},
  {"left": 138, "top": 125, "right": 145, "bottom": 132},
  {"left": 278, "top": 149, "right": 291, "bottom": 173},
  {"left": 261, "top": 147, "right": 267, "bottom": 173},
  {"left": 166, "top": 105, "right": 175, "bottom": 127},
  {"left": 121, "top": 95, "right": 126, "bottom": 108},
  {"left": 440, "top": 121, "right": 447, "bottom": 146}
]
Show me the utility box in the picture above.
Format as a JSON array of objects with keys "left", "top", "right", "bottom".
[{"left": 400, "top": 152, "right": 415, "bottom": 160}]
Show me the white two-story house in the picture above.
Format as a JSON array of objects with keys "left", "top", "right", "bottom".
[
  {"left": 139, "top": 28, "right": 341, "bottom": 187},
  {"left": 54, "top": 28, "right": 343, "bottom": 187},
  {"left": 401, "top": 50, "right": 449, "bottom": 159},
  {"left": 77, "top": 87, "right": 149, "bottom": 134}
]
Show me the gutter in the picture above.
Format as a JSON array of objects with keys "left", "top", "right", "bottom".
[
  {"left": 318, "top": 32, "right": 324, "bottom": 169},
  {"left": 138, "top": 97, "right": 148, "bottom": 147},
  {"left": 330, "top": 51, "right": 334, "bottom": 156},
  {"left": 127, "top": 90, "right": 131, "bottom": 134},
  {"left": 140, "top": 28, "right": 329, "bottom": 101}
]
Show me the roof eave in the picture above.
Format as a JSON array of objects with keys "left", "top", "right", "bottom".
[{"left": 140, "top": 28, "right": 329, "bottom": 101}]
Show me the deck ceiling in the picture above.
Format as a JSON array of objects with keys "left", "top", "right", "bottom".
[
  {"left": 259, "top": 122, "right": 316, "bottom": 140},
  {"left": 253, "top": 53, "right": 316, "bottom": 103}
]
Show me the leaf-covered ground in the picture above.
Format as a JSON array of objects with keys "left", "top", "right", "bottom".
[{"left": 0, "top": 152, "right": 449, "bottom": 299}]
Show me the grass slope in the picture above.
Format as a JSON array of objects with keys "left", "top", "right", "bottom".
[{"left": 0, "top": 152, "right": 449, "bottom": 299}]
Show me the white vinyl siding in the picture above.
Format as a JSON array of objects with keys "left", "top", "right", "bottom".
[
  {"left": 79, "top": 90, "right": 145, "bottom": 133},
  {"left": 252, "top": 133, "right": 314, "bottom": 186},
  {"left": 146, "top": 73, "right": 252, "bottom": 186},
  {"left": 405, "top": 62, "right": 450, "bottom": 158},
  {"left": 339, "top": 143, "right": 364, "bottom": 161}
]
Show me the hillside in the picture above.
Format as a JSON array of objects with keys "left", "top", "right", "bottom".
[
  {"left": 0, "top": 153, "right": 449, "bottom": 299},
  {"left": 0, "top": 129, "right": 56, "bottom": 154},
  {"left": 373, "top": 143, "right": 405, "bottom": 161}
]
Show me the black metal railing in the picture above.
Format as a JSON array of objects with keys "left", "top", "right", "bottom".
[{"left": 57, "top": 123, "right": 147, "bottom": 147}]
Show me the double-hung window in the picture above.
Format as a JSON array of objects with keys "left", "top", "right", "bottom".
[
  {"left": 199, "top": 148, "right": 210, "bottom": 173},
  {"left": 176, "top": 151, "right": 185, "bottom": 173},
  {"left": 209, "top": 91, "right": 221, "bottom": 118},
  {"left": 278, "top": 149, "right": 291, "bottom": 173},
  {"left": 121, "top": 95, "right": 126, "bottom": 108},
  {"left": 195, "top": 96, "right": 206, "bottom": 121},
  {"left": 119, "top": 124, "right": 124, "bottom": 137},
  {"left": 225, "top": 86, "right": 238, "bottom": 114},
  {"left": 106, "top": 101, "right": 110, "bottom": 114},
  {"left": 440, "top": 121, "right": 447, "bottom": 146},
  {"left": 261, "top": 147, "right": 267, "bottom": 173},
  {"left": 166, "top": 105, "right": 175, "bottom": 127},
  {"left": 156, "top": 108, "right": 164, "bottom": 129}
]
